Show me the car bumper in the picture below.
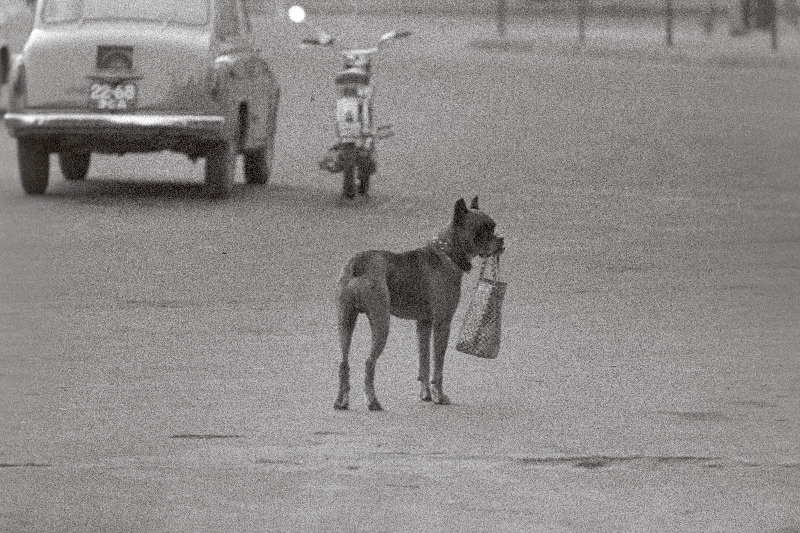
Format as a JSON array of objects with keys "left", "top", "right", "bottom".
[
  {"left": 3, "top": 112, "right": 227, "bottom": 154},
  {"left": 3, "top": 112, "right": 225, "bottom": 138}
]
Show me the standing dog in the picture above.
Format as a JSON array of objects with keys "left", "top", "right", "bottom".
[{"left": 334, "top": 197, "right": 505, "bottom": 411}]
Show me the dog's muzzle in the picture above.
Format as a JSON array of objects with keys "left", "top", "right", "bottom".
[{"left": 480, "top": 235, "right": 505, "bottom": 257}]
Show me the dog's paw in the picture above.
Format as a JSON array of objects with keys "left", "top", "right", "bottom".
[
  {"left": 334, "top": 393, "right": 349, "bottom": 410},
  {"left": 432, "top": 394, "right": 451, "bottom": 405},
  {"left": 420, "top": 383, "right": 432, "bottom": 402},
  {"left": 367, "top": 398, "right": 383, "bottom": 412},
  {"left": 430, "top": 385, "right": 451, "bottom": 405}
]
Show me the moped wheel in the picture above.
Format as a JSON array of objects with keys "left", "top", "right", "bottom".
[
  {"left": 358, "top": 158, "right": 374, "bottom": 196},
  {"left": 342, "top": 163, "right": 357, "bottom": 200}
]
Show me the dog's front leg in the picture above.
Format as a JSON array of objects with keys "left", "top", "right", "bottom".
[
  {"left": 416, "top": 319, "right": 432, "bottom": 401},
  {"left": 430, "top": 317, "right": 453, "bottom": 405}
]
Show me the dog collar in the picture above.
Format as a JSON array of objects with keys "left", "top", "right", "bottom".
[{"left": 430, "top": 237, "right": 468, "bottom": 273}]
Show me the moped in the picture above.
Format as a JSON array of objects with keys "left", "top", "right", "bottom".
[{"left": 299, "top": 26, "right": 411, "bottom": 199}]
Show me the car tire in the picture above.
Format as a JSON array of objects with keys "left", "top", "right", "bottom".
[
  {"left": 18, "top": 139, "right": 50, "bottom": 195},
  {"left": 204, "top": 139, "right": 236, "bottom": 198},
  {"left": 59, "top": 152, "right": 91, "bottom": 181},
  {"left": 244, "top": 145, "right": 269, "bottom": 185}
]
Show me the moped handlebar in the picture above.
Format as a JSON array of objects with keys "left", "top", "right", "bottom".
[
  {"left": 301, "top": 30, "right": 411, "bottom": 55},
  {"left": 301, "top": 35, "right": 335, "bottom": 47},
  {"left": 378, "top": 29, "right": 412, "bottom": 43}
]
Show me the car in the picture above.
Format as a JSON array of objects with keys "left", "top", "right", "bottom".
[{"left": 2, "top": 0, "right": 280, "bottom": 197}]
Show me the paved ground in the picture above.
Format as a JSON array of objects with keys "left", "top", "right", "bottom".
[{"left": 1, "top": 12, "right": 799, "bottom": 533}]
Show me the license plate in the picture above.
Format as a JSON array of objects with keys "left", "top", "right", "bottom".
[{"left": 89, "top": 81, "right": 137, "bottom": 111}]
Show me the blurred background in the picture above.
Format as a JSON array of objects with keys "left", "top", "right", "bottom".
[{"left": 3, "top": 0, "right": 798, "bottom": 55}]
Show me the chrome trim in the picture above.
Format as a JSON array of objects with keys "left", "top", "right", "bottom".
[{"left": 3, "top": 112, "right": 225, "bottom": 131}]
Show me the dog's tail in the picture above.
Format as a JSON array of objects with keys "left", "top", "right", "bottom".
[
  {"left": 340, "top": 250, "right": 387, "bottom": 280},
  {"left": 349, "top": 251, "right": 376, "bottom": 279}
]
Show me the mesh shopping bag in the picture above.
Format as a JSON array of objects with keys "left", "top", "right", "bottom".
[{"left": 455, "top": 254, "right": 507, "bottom": 359}]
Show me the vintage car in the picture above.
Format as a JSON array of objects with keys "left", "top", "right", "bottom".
[{"left": 3, "top": 0, "right": 280, "bottom": 197}]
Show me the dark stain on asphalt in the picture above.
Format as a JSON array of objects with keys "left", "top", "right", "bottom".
[
  {"left": 574, "top": 457, "right": 611, "bottom": 469},
  {"left": 170, "top": 434, "right": 243, "bottom": 440}
]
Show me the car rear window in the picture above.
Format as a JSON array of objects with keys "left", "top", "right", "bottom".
[{"left": 42, "top": 0, "right": 209, "bottom": 26}]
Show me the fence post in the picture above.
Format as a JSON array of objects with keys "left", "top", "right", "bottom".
[
  {"left": 665, "top": 0, "right": 674, "bottom": 45},
  {"left": 578, "top": 0, "right": 587, "bottom": 42},
  {"left": 497, "top": 0, "right": 507, "bottom": 37}
]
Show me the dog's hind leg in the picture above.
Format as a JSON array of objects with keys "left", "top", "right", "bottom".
[
  {"left": 364, "top": 302, "right": 390, "bottom": 412},
  {"left": 416, "top": 319, "right": 432, "bottom": 401},
  {"left": 335, "top": 300, "right": 358, "bottom": 410}
]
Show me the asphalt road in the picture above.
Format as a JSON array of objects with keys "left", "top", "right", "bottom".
[{"left": 1, "top": 13, "right": 799, "bottom": 533}]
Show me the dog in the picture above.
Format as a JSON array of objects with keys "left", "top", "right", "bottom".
[{"left": 334, "top": 196, "right": 505, "bottom": 411}]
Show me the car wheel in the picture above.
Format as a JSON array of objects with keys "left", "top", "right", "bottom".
[
  {"left": 204, "top": 139, "right": 236, "bottom": 198},
  {"left": 244, "top": 145, "right": 269, "bottom": 185},
  {"left": 17, "top": 139, "right": 50, "bottom": 195},
  {"left": 59, "top": 152, "right": 91, "bottom": 181}
]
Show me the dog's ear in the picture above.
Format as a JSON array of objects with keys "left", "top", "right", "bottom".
[
  {"left": 453, "top": 198, "right": 468, "bottom": 226},
  {"left": 470, "top": 196, "right": 479, "bottom": 210}
]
